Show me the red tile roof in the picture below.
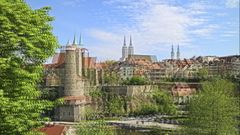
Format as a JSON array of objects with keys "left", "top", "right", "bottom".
[
  {"left": 82, "top": 57, "right": 97, "bottom": 69},
  {"left": 39, "top": 125, "right": 67, "bottom": 135},
  {"left": 44, "top": 53, "right": 65, "bottom": 68},
  {"left": 171, "top": 83, "right": 197, "bottom": 96}
]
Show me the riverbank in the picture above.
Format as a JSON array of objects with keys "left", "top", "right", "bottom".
[{"left": 108, "top": 120, "right": 179, "bottom": 130}]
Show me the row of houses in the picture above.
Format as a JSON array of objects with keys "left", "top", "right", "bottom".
[{"left": 100, "top": 55, "right": 240, "bottom": 83}]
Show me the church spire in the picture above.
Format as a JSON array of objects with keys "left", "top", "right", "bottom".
[
  {"left": 177, "top": 44, "right": 180, "bottom": 60},
  {"left": 128, "top": 35, "right": 134, "bottom": 56},
  {"left": 171, "top": 44, "right": 174, "bottom": 60},
  {"left": 129, "top": 35, "right": 132, "bottom": 46},
  {"left": 122, "top": 35, "right": 128, "bottom": 61},
  {"left": 123, "top": 35, "right": 126, "bottom": 46},
  {"left": 73, "top": 34, "right": 77, "bottom": 45},
  {"left": 79, "top": 34, "right": 83, "bottom": 46}
]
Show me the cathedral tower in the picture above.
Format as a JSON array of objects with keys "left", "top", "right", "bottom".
[
  {"left": 171, "top": 44, "right": 174, "bottom": 60},
  {"left": 122, "top": 36, "right": 128, "bottom": 60},
  {"left": 79, "top": 34, "right": 83, "bottom": 46},
  {"left": 177, "top": 44, "right": 180, "bottom": 60},
  {"left": 128, "top": 35, "right": 134, "bottom": 56}
]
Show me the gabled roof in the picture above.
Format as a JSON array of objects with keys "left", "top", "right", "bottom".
[{"left": 44, "top": 53, "right": 65, "bottom": 68}]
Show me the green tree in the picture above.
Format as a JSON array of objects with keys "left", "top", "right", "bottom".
[
  {"left": 104, "top": 72, "right": 120, "bottom": 85},
  {"left": 122, "top": 76, "right": 149, "bottom": 85},
  {"left": 107, "top": 95, "right": 125, "bottom": 116},
  {"left": 184, "top": 79, "right": 239, "bottom": 135},
  {"left": 0, "top": 0, "right": 58, "bottom": 134},
  {"left": 197, "top": 68, "right": 209, "bottom": 80},
  {"left": 134, "top": 102, "right": 158, "bottom": 115},
  {"left": 132, "top": 90, "right": 177, "bottom": 116},
  {"left": 152, "top": 90, "right": 177, "bottom": 115},
  {"left": 76, "top": 120, "right": 116, "bottom": 135},
  {"left": 101, "top": 60, "right": 120, "bottom": 85}
]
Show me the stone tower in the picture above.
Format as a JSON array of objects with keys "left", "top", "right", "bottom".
[
  {"left": 64, "top": 44, "right": 77, "bottom": 96},
  {"left": 57, "top": 36, "right": 86, "bottom": 122},
  {"left": 46, "top": 34, "right": 98, "bottom": 122},
  {"left": 122, "top": 36, "right": 128, "bottom": 60},
  {"left": 171, "top": 44, "right": 174, "bottom": 60},
  {"left": 128, "top": 35, "right": 134, "bottom": 56},
  {"left": 177, "top": 44, "right": 180, "bottom": 60},
  {"left": 64, "top": 35, "right": 84, "bottom": 96}
]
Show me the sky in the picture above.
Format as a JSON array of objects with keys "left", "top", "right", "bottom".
[{"left": 25, "top": 0, "right": 239, "bottom": 61}]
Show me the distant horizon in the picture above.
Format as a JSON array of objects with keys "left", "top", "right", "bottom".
[{"left": 26, "top": 0, "right": 239, "bottom": 61}]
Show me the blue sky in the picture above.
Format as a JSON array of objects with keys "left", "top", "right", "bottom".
[{"left": 25, "top": 0, "right": 239, "bottom": 61}]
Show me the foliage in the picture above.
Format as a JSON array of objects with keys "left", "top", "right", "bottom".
[
  {"left": 101, "top": 60, "right": 120, "bottom": 85},
  {"left": 196, "top": 68, "right": 208, "bottom": 79},
  {"left": 85, "top": 106, "right": 104, "bottom": 120},
  {"left": 106, "top": 95, "right": 125, "bottom": 116},
  {"left": 89, "top": 88, "right": 103, "bottom": 98},
  {"left": 134, "top": 102, "right": 158, "bottom": 116},
  {"left": 41, "top": 87, "right": 59, "bottom": 101},
  {"left": 184, "top": 79, "right": 239, "bottom": 135},
  {"left": 76, "top": 120, "right": 116, "bottom": 135},
  {"left": 152, "top": 90, "right": 177, "bottom": 115},
  {"left": 104, "top": 72, "right": 120, "bottom": 85},
  {"left": 122, "top": 76, "right": 149, "bottom": 85},
  {"left": 133, "top": 90, "right": 177, "bottom": 116},
  {"left": 0, "top": 0, "right": 58, "bottom": 134}
]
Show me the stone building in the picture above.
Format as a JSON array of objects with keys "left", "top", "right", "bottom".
[
  {"left": 171, "top": 82, "right": 198, "bottom": 104},
  {"left": 44, "top": 36, "right": 99, "bottom": 122},
  {"left": 203, "top": 55, "right": 240, "bottom": 77}
]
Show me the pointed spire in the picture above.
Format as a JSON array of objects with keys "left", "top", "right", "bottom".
[
  {"left": 171, "top": 44, "right": 174, "bottom": 60},
  {"left": 123, "top": 35, "right": 126, "bottom": 46},
  {"left": 129, "top": 35, "right": 132, "bottom": 46},
  {"left": 177, "top": 44, "right": 180, "bottom": 60},
  {"left": 128, "top": 35, "right": 134, "bottom": 56},
  {"left": 79, "top": 34, "right": 83, "bottom": 46},
  {"left": 73, "top": 34, "right": 77, "bottom": 45}
]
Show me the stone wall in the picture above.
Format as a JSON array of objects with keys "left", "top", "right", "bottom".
[
  {"left": 101, "top": 85, "right": 158, "bottom": 97},
  {"left": 55, "top": 104, "right": 85, "bottom": 122}
]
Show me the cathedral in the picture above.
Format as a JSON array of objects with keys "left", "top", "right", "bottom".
[
  {"left": 121, "top": 36, "right": 134, "bottom": 61},
  {"left": 44, "top": 35, "right": 98, "bottom": 121},
  {"left": 171, "top": 44, "right": 181, "bottom": 60}
]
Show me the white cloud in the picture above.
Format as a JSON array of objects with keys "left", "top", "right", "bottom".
[
  {"left": 88, "top": 29, "right": 121, "bottom": 43},
  {"left": 87, "top": 29, "right": 123, "bottom": 60},
  {"left": 87, "top": 0, "right": 221, "bottom": 60},
  {"left": 133, "top": 4, "right": 191, "bottom": 43},
  {"left": 225, "top": 0, "right": 239, "bottom": 8},
  {"left": 190, "top": 25, "right": 219, "bottom": 36}
]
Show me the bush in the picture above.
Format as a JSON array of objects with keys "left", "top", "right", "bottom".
[
  {"left": 76, "top": 120, "right": 116, "bottom": 135},
  {"left": 122, "top": 76, "right": 149, "bottom": 85},
  {"left": 133, "top": 103, "right": 158, "bottom": 116}
]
